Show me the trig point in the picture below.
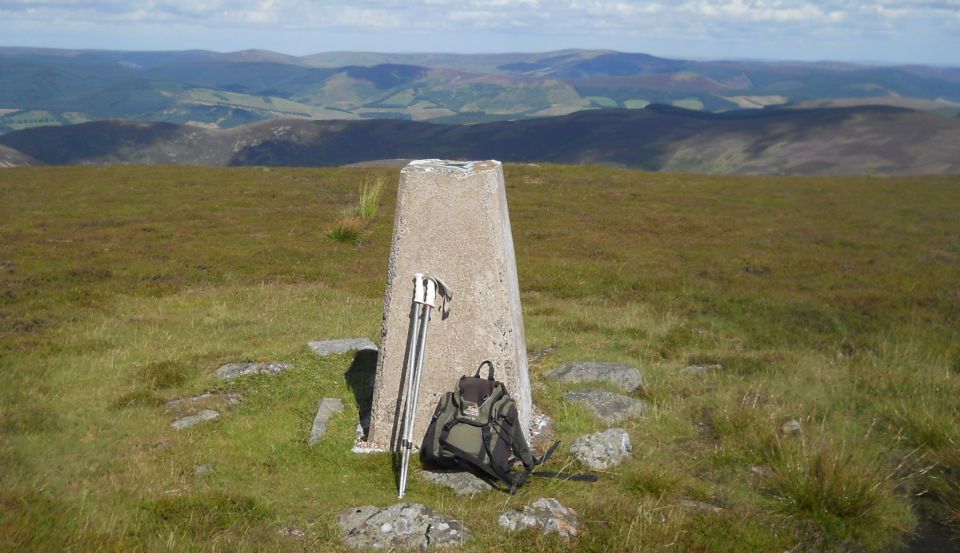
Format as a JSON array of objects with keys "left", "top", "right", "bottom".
[{"left": 366, "top": 160, "right": 532, "bottom": 452}]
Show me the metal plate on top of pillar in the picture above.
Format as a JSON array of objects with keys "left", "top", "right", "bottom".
[{"left": 367, "top": 160, "right": 532, "bottom": 452}]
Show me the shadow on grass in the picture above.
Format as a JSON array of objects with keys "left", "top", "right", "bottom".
[{"left": 343, "top": 349, "right": 379, "bottom": 440}]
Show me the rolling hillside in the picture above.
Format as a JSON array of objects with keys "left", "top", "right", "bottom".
[
  {"left": 2, "top": 105, "right": 957, "bottom": 175},
  {"left": 1, "top": 47, "right": 958, "bottom": 133},
  {"left": 0, "top": 144, "right": 40, "bottom": 167}
]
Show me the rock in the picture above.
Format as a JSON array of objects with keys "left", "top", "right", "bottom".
[
  {"left": 338, "top": 503, "right": 469, "bottom": 550},
  {"left": 165, "top": 392, "right": 241, "bottom": 412},
  {"left": 194, "top": 464, "right": 213, "bottom": 476},
  {"left": 677, "top": 499, "right": 723, "bottom": 514},
  {"left": 308, "top": 338, "right": 377, "bottom": 357},
  {"left": 780, "top": 418, "right": 802, "bottom": 435},
  {"left": 308, "top": 398, "right": 344, "bottom": 445},
  {"left": 422, "top": 469, "right": 494, "bottom": 496},
  {"left": 216, "top": 362, "right": 290, "bottom": 380},
  {"left": 278, "top": 526, "right": 306, "bottom": 540},
  {"left": 569, "top": 428, "right": 632, "bottom": 470},
  {"left": 170, "top": 409, "right": 219, "bottom": 430},
  {"left": 564, "top": 389, "right": 645, "bottom": 425},
  {"left": 499, "top": 498, "right": 582, "bottom": 541},
  {"left": 546, "top": 362, "right": 644, "bottom": 392},
  {"left": 680, "top": 363, "right": 722, "bottom": 377},
  {"left": 529, "top": 406, "right": 556, "bottom": 451}
]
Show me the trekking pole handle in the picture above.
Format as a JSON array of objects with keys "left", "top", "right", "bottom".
[{"left": 413, "top": 273, "right": 426, "bottom": 304}]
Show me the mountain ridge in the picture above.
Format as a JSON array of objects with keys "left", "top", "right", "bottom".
[
  {"left": 2, "top": 105, "right": 957, "bottom": 176},
  {"left": 2, "top": 47, "right": 958, "bottom": 134}
]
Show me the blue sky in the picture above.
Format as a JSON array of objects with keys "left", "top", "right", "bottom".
[{"left": 1, "top": 0, "right": 958, "bottom": 65}]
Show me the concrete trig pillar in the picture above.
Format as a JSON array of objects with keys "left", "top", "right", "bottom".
[{"left": 366, "top": 160, "right": 531, "bottom": 452}]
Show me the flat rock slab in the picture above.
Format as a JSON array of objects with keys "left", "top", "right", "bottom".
[
  {"left": 216, "top": 362, "right": 290, "bottom": 380},
  {"left": 308, "top": 398, "right": 344, "bottom": 445},
  {"left": 564, "top": 389, "right": 646, "bottom": 425},
  {"left": 421, "top": 469, "right": 494, "bottom": 496},
  {"left": 569, "top": 428, "right": 632, "bottom": 470},
  {"left": 165, "top": 392, "right": 241, "bottom": 415},
  {"left": 680, "top": 363, "right": 722, "bottom": 378},
  {"left": 546, "top": 362, "right": 644, "bottom": 392},
  {"left": 170, "top": 409, "right": 219, "bottom": 430},
  {"left": 308, "top": 338, "right": 377, "bottom": 356},
  {"left": 499, "top": 498, "right": 582, "bottom": 541},
  {"left": 338, "top": 503, "right": 469, "bottom": 550}
]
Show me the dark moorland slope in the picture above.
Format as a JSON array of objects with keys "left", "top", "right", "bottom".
[{"left": 2, "top": 105, "right": 958, "bottom": 175}]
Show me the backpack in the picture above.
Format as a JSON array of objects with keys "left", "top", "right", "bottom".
[{"left": 420, "top": 361, "right": 557, "bottom": 492}]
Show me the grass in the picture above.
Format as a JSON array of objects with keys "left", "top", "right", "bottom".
[
  {"left": 1, "top": 164, "right": 959, "bottom": 551},
  {"left": 328, "top": 172, "right": 386, "bottom": 243}
]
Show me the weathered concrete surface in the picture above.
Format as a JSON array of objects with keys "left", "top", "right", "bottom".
[
  {"left": 367, "top": 160, "right": 531, "bottom": 451},
  {"left": 308, "top": 398, "right": 344, "bottom": 445}
]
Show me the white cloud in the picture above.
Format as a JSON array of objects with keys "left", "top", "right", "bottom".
[{"left": 0, "top": 0, "right": 956, "bottom": 63}]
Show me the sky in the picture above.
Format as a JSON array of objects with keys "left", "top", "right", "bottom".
[{"left": 1, "top": 0, "right": 958, "bottom": 66}]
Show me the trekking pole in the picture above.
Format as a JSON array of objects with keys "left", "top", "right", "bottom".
[
  {"left": 398, "top": 274, "right": 451, "bottom": 498},
  {"left": 397, "top": 274, "right": 425, "bottom": 499}
]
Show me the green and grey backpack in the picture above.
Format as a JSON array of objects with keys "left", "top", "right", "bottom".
[{"left": 420, "top": 361, "right": 557, "bottom": 492}]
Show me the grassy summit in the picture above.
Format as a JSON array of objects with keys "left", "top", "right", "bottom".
[{"left": 1, "top": 165, "right": 958, "bottom": 551}]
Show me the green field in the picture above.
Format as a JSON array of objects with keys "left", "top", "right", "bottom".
[{"left": 1, "top": 165, "right": 959, "bottom": 551}]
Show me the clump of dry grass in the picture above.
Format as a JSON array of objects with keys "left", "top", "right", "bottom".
[
  {"left": 761, "top": 437, "right": 910, "bottom": 550},
  {"left": 329, "top": 172, "right": 386, "bottom": 243}
]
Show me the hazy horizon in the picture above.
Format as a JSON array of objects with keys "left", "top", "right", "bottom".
[{"left": 2, "top": 0, "right": 958, "bottom": 67}]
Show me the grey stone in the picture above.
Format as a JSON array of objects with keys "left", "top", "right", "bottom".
[
  {"left": 170, "top": 409, "right": 219, "bottom": 430},
  {"left": 677, "top": 499, "right": 723, "bottom": 514},
  {"left": 569, "top": 428, "right": 632, "bottom": 470},
  {"left": 308, "top": 338, "right": 377, "bottom": 356},
  {"left": 564, "top": 389, "right": 646, "bottom": 425},
  {"left": 422, "top": 470, "right": 494, "bottom": 496},
  {"left": 546, "top": 362, "right": 644, "bottom": 392},
  {"left": 499, "top": 498, "right": 582, "bottom": 541},
  {"left": 338, "top": 503, "right": 469, "bottom": 550},
  {"left": 216, "top": 362, "right": 291, "bottom": 380},
  {"left": 680, "top": 363, "right": 722, "bottom": 377},
  {"left": 529, "top": 406, "right": 556, "bottom": 451},
  {"left": 780, "top": 418, "right": 802, "bottom": 435},
  {"left": 194, "top": 464, "right": 213, "bottom": 476},
  {"left": 278, "top": 526, "right": 306, "bottom": 540},
  {"left": 165, "top": 392, "right": 241, "bottom": 411},
  {"left": 308, "top": 398, "right": 344, "bottom": 445}
]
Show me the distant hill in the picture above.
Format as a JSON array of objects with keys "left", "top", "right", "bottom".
[
  {"left": 3, "top": 105, "right": 957, "bottom": 175},
  {"left": 0, "top": 144, "right": 40, "bottom": 167},
  {"left": 1, "top": 47, "right": 959, "bottom": 134}
]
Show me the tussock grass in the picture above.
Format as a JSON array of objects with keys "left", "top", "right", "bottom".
[
  {"left": 358, "top": 173, "right": 386, "bottom": 222},
  {"left": 329, "top": 171, "right": 387, "bottom": 243},
  {"left": 761, "top": 437, "right": 909, "bottom": 549},
  {"left": 1, "top": 165, "right": 958, "bottom": 551},
  {"left": 327, "top": 215, "right": 364, "bottom": 243}
]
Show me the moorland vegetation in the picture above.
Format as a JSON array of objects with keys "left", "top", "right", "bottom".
[{"left": 1, "top": 165, "right": 958, "bottom": 551}]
